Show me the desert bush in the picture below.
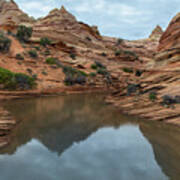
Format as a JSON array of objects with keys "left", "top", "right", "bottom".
[
  {"left": 135, "top": 70, "right": 143, "bottom": 77},
  {"left": 16, "top": 25, "right": 32, "bottom": 42},
  {"left": 46, "top": 57, "right": 57, "bottom": 65},
  {"left": 101, "top": 52, "right": 107, "bottom": 57},
  {"left": 75, "top": 74, "right": 86, "bottom": 84},
  {"left": 0, "top": 67, "right": 35, "bottom": 90},
  {"left": 63, "top": 66, "right": 87, "bottom": 86},
  {"left": 33, "top": 46, "right": 40, "bottom": 51},
  {"left": 95, "top": 61, "right": 106, "bottom": 69},
  {"left": 78, "top": 70, "right": 88, "bottom": 77},
  {"left": 115, "top": 50, "right": 123, "bottom": 56},
  {"left": 14, "top": 73, "right": 35, "bottom": 90},
  {"left": 124, "top": 50, "right": 139, "bottom": 60},
  {"left": 149, "top": 92, "right": 157, "bottom": 101},
  {"left": 123, "top": 67, "right": 133, "bottom": 73},
  {"left": 28, "top": 50, "right": 38, "bottom": 58},
  {"left": 7, "top": 30, "right": 12, "bottom": 35},
  {"left": 42, "top": 71, "right": 48, "bottom": 76},
  {"left": 116, "top": 38, "right": 123, "bottom": 45},
  {"left": 0, "top": 33, "right": 11, "bottom": 53},
  {"left": 91, "top": 64, "right": 98, "bottom": 70},
  {"left": 127, "top": 84, "right": 140, "bottom": 96},
  {"left": 86, "top": 36, "right": 92, "bottom": 41},
  {"left": 69, "top": 52, "right": 76, "bottom": 60},
  {"left": 63, "top": 66, "right": 77, "bottom": 75},
  {"left": 162, "top": 95, "right": 178, "bottom": 105},
  {"left": 16, "top": 53, "right": 24, "bottom": 60},
  {"left": 44, "top": 49, "right": 51, "bottom": 56},
  {"left": 97, "top": 68, "right": 108, "bottom": 75},
  {"left": 64, "top": 74, "right": 86, "bottom": 86},
  {"left": 89, "top": 72, "right": 96, "bottom": 77},
  {"left": 40, "top": 37, "right": 51, "bottom": 47},
  {"left": 27, "top": 68, "right": 33, "bottom": 74}
]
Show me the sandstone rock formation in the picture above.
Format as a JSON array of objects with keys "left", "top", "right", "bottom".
[
  {"left": 158, "top": 13, "right": 180, "bottom": 51},
  {"left": 0, "top": 0, "right": 179, "bottom": 126},
  {"left": 107, "top": 12, "right": 180, "bottom": 125},
  {"left": 32, "top": 6, "right": 103, "bottom": 49},
  {"left": 149, "top": 25, "right": 163, "bottom": 41},
  {"left": 0, "top": 0, "right": 34, "bottom": 32}
]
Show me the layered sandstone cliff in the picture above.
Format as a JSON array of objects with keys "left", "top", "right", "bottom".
[
  {"left": 32, "top": 6, "right": 103, "bottom": 49},
  {"left": 149, "top": 25, "right": 163, "bottom": 41},
  {"left": 107, "top": 13, "right": 180, "bottom": 125},
  {"left": 0, "top": 0, "right": 34, "bottom": 31}
]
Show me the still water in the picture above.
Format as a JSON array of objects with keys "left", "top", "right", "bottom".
[{"left": 0, "top": 94, "right": 180, "bottom": 180}]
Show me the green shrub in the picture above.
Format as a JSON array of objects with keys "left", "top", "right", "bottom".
[
  {"left": 135, "top": 70, "right": 143, "bottom": 77},
  {"left": 97, "top": 68, "right": 108, "bottom": 75},
  {"left": 101, "top": 52, "right": 107, "bottom": 57},
  {"left": 115, "top": 50, "right": 122, "bottom": 56},
  {"left": 127, "top": 84, "right": 140, "bottom": 96},
  {"left": 44, "top": 49, "right": 51, "bottom": 56},
  {"left": 62, "top": 66, "right": 87, "bottom": 86},
  {"left": 40, "top": 37, "right": 51, "bottom": 47},
  {"left": 0, "top": 67, "right": 36, "bottom": 90},
  {"left": 123, "top": 67, "right": 133, "bottom": 73},
  {"left": 91, "top": 64, "right": 97, "bottom": 70},
  {"left": 124, "top": 50, "right": 138, "bottom": 59},
  {"left": 89, "top": 72, "right": 96, "bottom": 77},
  {"left": 27, "top": 68, "right": 33, "bottom": 74},
  {"left": 78, "top": 70, "right": 88, "bottom": 77},
  {"left": 149, "top": 92, "right": 157, "bottom": 101},
  {"left": 42, "top": 71, "right": 48, "bottom": 76},
  {"left": 14, "top": 73, "right": 35, "bottom": 90},
  {"left": 116, "top": 38, "right": 123, "bottom": 45},
  {"left": 7, "top": 30, "right": 12, "bottom": 35},
  {"left": 16, "top": 53, "right": 24, "bottom": 60},
  {"left": 28, "top": 50, "right": 38, "bottom": 58},
  {"left": 63, "top": 66, "right": 77, "bottom": 75},
  {"left": 64, "top": 74, "right": 86, "bottom": 86},
  {"left": 0, "top": 33, "right": 11, "bottom": 53},
  {"left": 95, "top": 61, "right": 106, "bottom": 69},
  {"left": 16, "top": 25, "right": 32, "bottom": 43},
  {"left": 70, "top": 53, "right": 76, "bottom": 60},
  {"left": 96, "top": 30, "right": 100, "bottom": 36},
  {"left": 32, "top": 74, "right": 38, "bottom": 80},
  {"left": 46, "top": 57, "right": 57, "bottom": 65},
  {"left": 86, "top": 37, "right": 92, "bottom": 41},
  {"left": 34, "top": 46, "right": 40, "bottom": 51}
]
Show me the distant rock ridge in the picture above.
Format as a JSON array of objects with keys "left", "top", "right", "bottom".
[
  {"left": 32, "top": 5, "right": 102, "bottom": 48},
  {"left": 0, "top": 1, "right": 102, "bottom": 48},
  {"left": 149, "top": 25, "right": 163, "bottom": 41}
]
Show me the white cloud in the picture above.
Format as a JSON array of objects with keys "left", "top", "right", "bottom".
[{"left": 14, "top": 0, "right": 180, "bottom": 39}]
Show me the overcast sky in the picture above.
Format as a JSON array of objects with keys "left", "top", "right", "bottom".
[{"left": 15, "top": 0, "right": 180, "bottom": 40}]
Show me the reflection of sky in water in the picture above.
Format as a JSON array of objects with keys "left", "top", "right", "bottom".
[{"left": 0, "top": 125, "right": 168, "bottom": 180}]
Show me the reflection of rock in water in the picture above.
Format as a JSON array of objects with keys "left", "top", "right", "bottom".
[
  {"left": 1, "top": 95, "right": 180, "bottom": 180},
  {"left": 140, "top": 123, "right": 180, "bottom": 180},
  {"left": 1, "top": 95, "right": 133, "bottom": 155},
  {"left": 0, "top": 106, "right": 16, "bottom": 149}
]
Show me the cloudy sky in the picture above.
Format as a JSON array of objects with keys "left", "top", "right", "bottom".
[{"left": 15, "top": 0, "right": 180, "bottom": 40}]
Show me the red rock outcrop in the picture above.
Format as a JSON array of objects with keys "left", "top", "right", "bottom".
[
  {"left": 158, "top": 13, "right": 180, "bottom": 51},
  {"left": 0, "top": 0, "right": 179, "bottom": 126},
  {"left": 149, "top": 25, "right": 163, "bottom": 41},
  {"left": 107, "top": 13, "right": 180, "bottom": 125},
  {"left": 32, "top": 6, "right": 103, "bottom": 49},
  {"left": 0, "top": 0, "right": 34, "bottom": 31}
]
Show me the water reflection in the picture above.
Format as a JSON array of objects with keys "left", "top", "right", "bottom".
[{"left": 0, "top": 94, "right": 179, "bottom": 180}]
